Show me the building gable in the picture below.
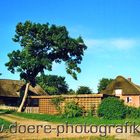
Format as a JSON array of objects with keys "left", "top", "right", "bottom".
[{"left": 101, "top": 76, "right": 140, "bottom": 95}]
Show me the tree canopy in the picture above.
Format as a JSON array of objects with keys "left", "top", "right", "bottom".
[
  {"left": 5, "top": 21, "right": 87, "bottom": 86},
  {"left": 76, "top": 86, "right": 92, "bottom": 94},
  {"left": 97, "top": 78, "right": 113, "bottom": 93},
  {"left": 36, "top": 74, "right": 68, "bottom": 95},
  {"left": 5, "top": 21, "right": 87, "bottom": 112},
  {"left": 68, "top": 89, "right": 76, "bottom": 95}
]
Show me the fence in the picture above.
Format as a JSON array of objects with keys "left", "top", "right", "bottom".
[
  {"left": 0, "top": 105, "right": 39, "bottom": 114},
  {"left": 0, "top": 105, "right": 18, "bottom": 111},
  {"left": 29, "top": 94, "right": 103, "bottom": 115},
  {"left": 24, "top": 107, "right": 39, "bottom": 113}
]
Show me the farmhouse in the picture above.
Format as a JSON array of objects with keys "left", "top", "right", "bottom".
[
  {"left": 1, "top": 76, "right": 139, "bottom": 115},
  {"left": 0, "top": 79, "right": 104, "bottom": 115},
  {"left": 101, "top": 76, "right": 140, "bottom": 107},
  {"left": 0, "top": 79, "right": 46, "bottom": 110}
]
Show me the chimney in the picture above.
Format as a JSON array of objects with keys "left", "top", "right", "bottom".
[{"left": 128, "top": 78, "right": 131, "bottom": 82}]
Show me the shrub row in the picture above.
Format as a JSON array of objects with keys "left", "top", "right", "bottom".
[
  {"left": 98, "top": 97, "right": 140, "bottom": 120},
  {"left": 51, "top": 97, "right": 95, "bottom": 118},
  {"left": 52, "top": 96, "right": 140, "bottom": 119},
  {"left": 62, "top": 101, "right": 83, "bottom": 118},
  {"left": 125, "top": 106, "right": 140, "bottom": 118}
]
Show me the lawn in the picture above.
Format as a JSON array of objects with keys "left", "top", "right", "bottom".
[
  {"left": 0, "top": 110, "right": 12, "bottom": 129},
  {"left": 12, "top": 112, "right": 140, "bottom": 125},
  {"left": 0, "top": 110, "right": 131, "bottom": 140},
  {"left": 1, "top": 109, "right": 140, "bottom": 125},
  {"left": 44, "top": 136, "right": 122, "bottom": 140},
  {"left": 0, "top": 118, "right": 11, "bottom": 129}
]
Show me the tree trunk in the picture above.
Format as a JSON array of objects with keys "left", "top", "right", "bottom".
[{"left": 17, "top": 83, "right": 30, "bottom": 112}]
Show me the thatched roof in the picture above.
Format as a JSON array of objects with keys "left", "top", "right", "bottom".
[
  {"left": 0, "top": 79, "right": 47, "bottom": 97},
  {"left": 100, "top": 76, "right": 140, "bottom": 95}
]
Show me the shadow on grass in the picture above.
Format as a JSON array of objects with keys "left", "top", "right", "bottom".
[{"left": 0, "top": 109, "right": 15, "bottom": 115}]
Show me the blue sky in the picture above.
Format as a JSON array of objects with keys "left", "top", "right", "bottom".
[{"left": 1, "top": 0, "right": 140, "bottom": 92}]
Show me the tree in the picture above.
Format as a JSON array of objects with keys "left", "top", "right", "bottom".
[
  {"left": 68, "top": 89, "right": 76, "bottom": 94},
  {"left": 36, "top": 74, "right": 68, "bottom": 95},
  {"left": 97, "top": 78, "right": 113, "bottom": 93},
  {"left": 5, "top": 21, "right": 87, "bottom": 112},
  {"left": 76, "top": 86, "right": 92, "bottom": 94}
]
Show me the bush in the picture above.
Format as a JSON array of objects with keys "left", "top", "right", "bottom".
[
  {"left": 51, "top": 96, "right": 64, "bottom": 114},
  {"left": 63, "top": 101, "right": 83, "bottom": 118},
  {"left": 97, "top": 97, "right": 126, "bottom": 120},
  {"left": 126, "top": 106, "right": 140, "bottom": 118},
  {"left": 86, "top": 104, "right": 95, "bottom": 117}
]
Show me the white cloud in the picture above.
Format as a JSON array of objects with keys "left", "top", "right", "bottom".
[
  {"left": 110, "top": 39, "right": 137, "bottom": 50},
  {"left": 85, "top": 38, "right": 139, "bottom": 51}
]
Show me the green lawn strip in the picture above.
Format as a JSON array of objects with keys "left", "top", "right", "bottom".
[
  {"left": 12, "top": 112, "right": 140, "bottom": 125},
  {"left": 43, "top": 136, "right": 121, "bottom": 140},
  {"left": 0, "top": 109, "right": 15, "bottom": 114},
  {"left": 0, "top": 118, "right": 11, "bottom": 129},
  {"left": 0, "top": 109, "right": 14, "bottom": 130},
  {"left": 0, "top": 109, "right": 9, "bottom": 114}
]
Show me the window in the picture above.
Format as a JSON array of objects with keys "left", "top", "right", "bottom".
[
  {"left": 115, "top": 89, "right": 122, "bottom": 96},
  {"left": 126, "top": 97, "right": 132, "bottom": 103},
  {"left": 27, "top": 99, "right": 39, "bottom": 107}
]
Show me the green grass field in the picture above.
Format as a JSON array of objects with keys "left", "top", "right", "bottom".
[
  {"left": 0, "top": 109, "right": 13, "bottom": 129},
  {"left": 0, "top": 118, "right": 11, "bottom": 129},
  {"left": 44, "top": 136, "right": 122, "bottom": 140},
  {"left": 12, "top": 112, "right": 140, "bottom": 125},
  {"left": 1, "top": 109, "right": 140, "bottom": 125},
  {"left": 0, "top": 110, "right": 129, "bottom": 140}
]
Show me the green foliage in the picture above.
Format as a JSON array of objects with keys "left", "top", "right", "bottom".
[
  {"left": 63, "top": 101, "right": 83, "bottom": 118},
  {"left": 125, "top": 106, "right": 140, "bottom": 119},
  {"left": 87, "top": 104, "right": 95, "bottom": 117},
  {"left": 5, "top": 21, "right": 87, "bottom": 85},
  {"left": 45, "top": 86, "right": 58, "bottom": 95},
  {"left": 68, "top": 89, "right": 76, "bottom": 94},
  {"left": 0, "top": 109, "right": 15, "bottom": 114},
  {"left": 0, "top": 118, "right": 11, "bottom": 129},
  {"left": 76, "top": 86, "right": 92, "bottom": 94},
  {"left": 51, "top": 96, "right": 64, "bottom": 114},
  {"left": 36, "top": 74, "right": 68, "bottom": 95},
  {"left": 98, "top": 97, "right": 126, "bottom": 120},
  {"left": 98, "top": 78, "right": 113, "bottom": 93},
  {"left": 8, "top": 111, "right": 140, "bottom": 125}
]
